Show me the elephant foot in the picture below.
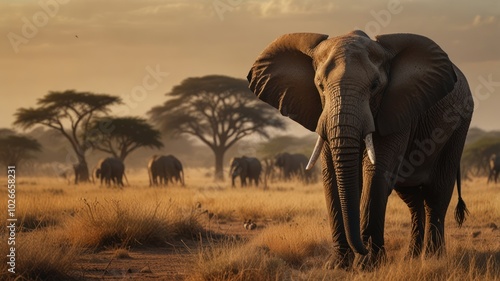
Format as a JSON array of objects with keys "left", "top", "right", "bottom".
[
  {"left": 324, "top": 247, "right": 354, "bottom": 270},
  {"left": 404, "top": 244, "right": 423, "bottom": 260},
  {"left": 354, "top": 246, "right": 387, "bottom": 271},
  {"left": 423, "top": 245, "right": 445, "bottom": 259}
]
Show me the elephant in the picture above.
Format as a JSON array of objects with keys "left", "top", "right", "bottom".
[
  {"left": 229, "top": 156, "right": 262, "bottom": 187},
  {"left": 487, "top": 154, "right": 500, "bottom": 184},
  {"left": 148, "top": 155, "right": 185, "bottom": 186},
  {"left": 247, "top": 31, "right": 473, "bottom": 268},
  {"left": 95, "top": 157, "right": 125, "bottom": 187},
  {"left": 274, "top": 152, "right": 316, "bottom": 183}
]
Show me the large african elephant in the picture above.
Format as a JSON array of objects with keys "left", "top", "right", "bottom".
[
  {"left": 229, "top": 156, "right": 262, "bottom": 187},
  {"left": 95, "top": 157, "right": 125, "bottom": 187},
  {"left": 487, "top": 154, "right": 500, "bottom": 184},
  {"left": 148, "top": 155, "right": 185, "bottom": 186},
  {"left": 247, "top": 31, "right": 472, "bottom": 268},
  {"left": 274, "top": 152, "right": 316, "bottom": 183}
]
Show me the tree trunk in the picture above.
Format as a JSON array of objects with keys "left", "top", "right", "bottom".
[
  {"left": 214, "top": 148, "right": 225, "bottom": 182},
  {"left": 74, "top": 157, "right": 90, "bottom": 184}
]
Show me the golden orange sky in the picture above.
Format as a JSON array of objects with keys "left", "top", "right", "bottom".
[{"left": 1, "top": 0, "right": 499, "bottom": 135}]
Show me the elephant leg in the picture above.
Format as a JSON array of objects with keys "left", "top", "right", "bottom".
[
  {"left": 420, "top": 171, "right": 450, "bottom": 257},
  {"left": 359, "top": 166, "right": 390, "bottom": 269},
  {"left": 422, "top": 194, "right": 447, "bottom": 257},
  {"left": 322, "top": 144, "right": 353, "bottom": 269},
  {"left": 395, "top": 186, "right": 425, "bottom": 258},
  {"left": 359, "top": 130, "right": 410, "bottom": 269},
  {"left": 423, "top": 121, "right": 469, "bottom": 257}
]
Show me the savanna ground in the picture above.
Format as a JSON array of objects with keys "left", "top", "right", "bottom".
[{"left": 1, "top": 169, "right": 499, "bottom": 281}]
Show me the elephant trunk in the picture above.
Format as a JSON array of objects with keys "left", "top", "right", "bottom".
[
  {"left": 330, "top": 127, "right": 367, "bottom": 255},
  {"left": 230, "top": 166, "right": 237, "bottom": 187},
  {"left": 326, "top": 93, "right": 374, "bottom": 256}
]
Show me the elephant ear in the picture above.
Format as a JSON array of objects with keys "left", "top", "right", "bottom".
[
  {"left": 375, "top": 33, "right": 457, "bottom": 136},
  {"left": 247, "top": 33, "right": 328, "bottom": 132}
]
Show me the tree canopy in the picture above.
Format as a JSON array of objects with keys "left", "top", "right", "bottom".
[
  {"left": 257, "top": 135, "right": 317, "bottom": 159},
  {"left": 88, "top": 116, "right": 163, "bottom": 161},
  {"left": 0, "top": 135, "right": 41, "bottom": 167},
  {"left": 14, "top": 90, "right": 121, "bottom": 183},
  {"left": 148, "top": 75, "right": 286, "bottom": 180},
  {"left": 461, "top": 136, "right": 500, "bottom": 178}
]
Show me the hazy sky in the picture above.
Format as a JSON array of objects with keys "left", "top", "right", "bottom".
[{"left": 1, "top": 0, "right": 499, "bottom": 136}]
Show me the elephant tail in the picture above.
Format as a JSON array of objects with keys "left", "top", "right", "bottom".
[{"left": 454, "top": 167, "right": 469, "bottom": 227}]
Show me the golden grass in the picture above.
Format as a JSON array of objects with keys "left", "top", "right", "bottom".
[
  {"left": 0, "top": 230, "right": 80, "bottom": 281},
  {"left": 0, "top": 170, "right": 498, "bottom": 280}
]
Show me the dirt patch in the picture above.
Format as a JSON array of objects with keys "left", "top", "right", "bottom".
[
  {"left": 73, "top": 219, "right": 263, "bottom": 280},
  {"left": 76, "top": 246, "right": 195, "bottom": 280}
]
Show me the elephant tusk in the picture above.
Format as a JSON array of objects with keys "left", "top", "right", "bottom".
[
  {"left": 364, "top": 133, "right": 376, "bottom": 165},
  {"left": 306, "top": 136, "right": 324, "bottom": 170}
]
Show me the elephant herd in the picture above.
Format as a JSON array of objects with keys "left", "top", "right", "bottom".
[
  {"left": 90, "top": 152, "right": 316, "bottom": 188},
  {"left": 229, "top": 152, "right": 318, "bottom": 188},
  {"left": 88, "top": 151, "right": 500, "bottom": 189},
  {"left": 90, "top": 154, "right": 184, "bottom": 187}
]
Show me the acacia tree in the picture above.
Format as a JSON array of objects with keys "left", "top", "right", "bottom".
[
  {"left": 88, "top": 116, "right": 163, "bottom": 161},
  {"left": 462, "top": 137, "right": 500, "bottom": 178},
  {"left": 14, "top": 90, "right": 121, "bottom": 183},
  {"left": 0, "top": 135, "right": 41, "bottom": 167},
  {"left": 149, "top": 75, "right": 286, "bottom": 181}
]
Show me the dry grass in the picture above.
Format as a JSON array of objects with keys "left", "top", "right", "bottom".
[
  {"left": 190, "top": 176, "right": 500, "bottom": 281},
  {"left": 64, "top": 196, "right": 203, "bottom": 249},
  {"left": 0, "top": 230, "right": 80, "bottom": 281},
  {"left": 114, "top": 248, "right": 131, "bottom": 259},
  {"left": 0, "top": 171, "right": 498, "bottom": 280}
]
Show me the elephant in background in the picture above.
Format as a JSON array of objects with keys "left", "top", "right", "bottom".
[
  {"left": 148, "top": 155, "right": 185, "bottom": 186},
  {"left": 274, "top": 152, "right": 316, "bottom": 183},
  {"left": 229, "top": 156, "right": 262, "bottom": 187},
  {"left": 248, "top": 31, "right": 472, "bottom": 268},
  {"left": 487, "top": 154, "right": 500, "bottom": 184},
  {"left": 95, "top": 157, "right": 125, "bottom": 187}
]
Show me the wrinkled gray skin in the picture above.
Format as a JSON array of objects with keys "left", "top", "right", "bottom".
[
  {"left": 95, "top": 157, "right": 125, "bottom": 187},
  {"left": 487, "top": 154, "right": 500, "bottom": 184},
  {"left": 248, "top": 31, "right": 473, "bottom": 269},
  {"left": 148, "top": 155, "right": 185, "bottom": 187},
  {"left": 230, "top": 156, "right": 262, "bottom": 187},
  {"left": 274, "top": 152, "right": 315, "bottom": 183}
]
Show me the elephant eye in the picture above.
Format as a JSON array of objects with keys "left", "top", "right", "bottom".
[
  {"left": 317, "top": 83, "right": 324, "bottom": 92},
  {"left": 370, "top": 78, "right": 380, "bottom": 92}
]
